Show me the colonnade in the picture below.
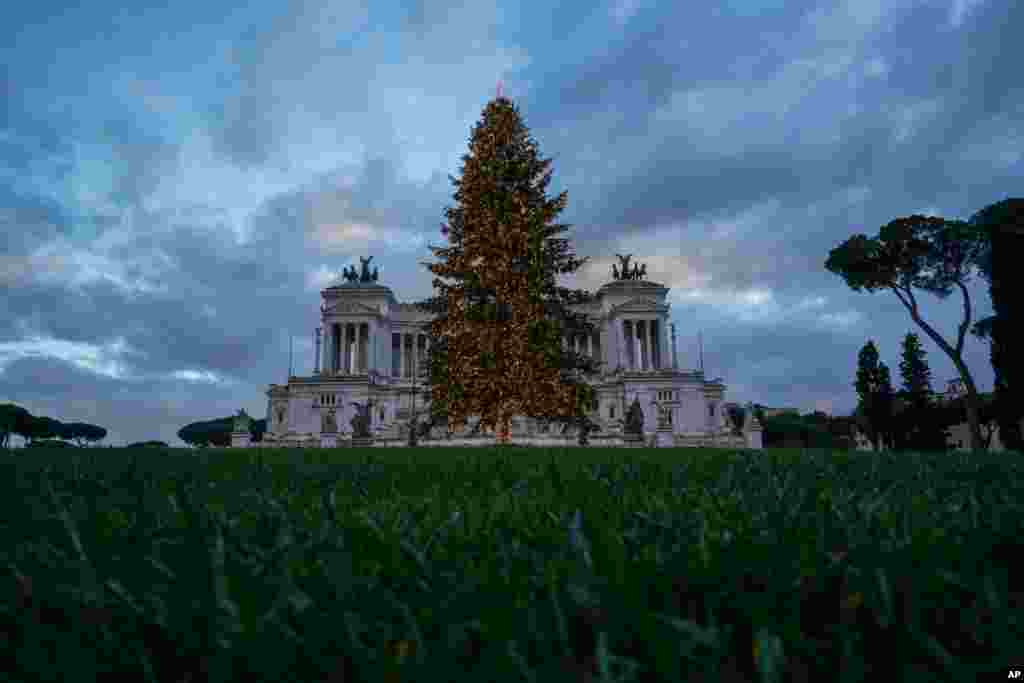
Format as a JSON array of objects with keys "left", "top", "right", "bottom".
[
  {"left": 617, "top": 317, "right": 671, "bottom": 371},
  {"left": 312, "top": 315, "right": 674, "bottom": 377},
  {"left": 315, "top": 321, "right": 377, "bottom": 375},
  {"left": 315, "top": 322, "right": 434, "bottom": 378}
]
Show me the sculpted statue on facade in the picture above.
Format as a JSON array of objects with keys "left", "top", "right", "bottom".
[
  {"left": 321, "top": 408, "right": 337, "bottom": 434},
  {"left": 350, "top": 400, "right": 372, "bottom": 438},
  {"left": 233, "top": 408, "right": 252, "bottom": 433},
  {"left": 611, "top": 254, "right": 648, "bottom": 281},
  {"left": 614, "top": 254, "right": 632, "bottom": 280},
  {"left": 359, "top": 256, "right": 374, "bottom": 283},
  {"left": 624, "top": 396, "right": 644, "bottom": 435}
]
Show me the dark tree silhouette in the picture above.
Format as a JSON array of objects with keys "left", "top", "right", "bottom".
[{"left": 827, "top": 215, "right": 989, "bottom": 450}]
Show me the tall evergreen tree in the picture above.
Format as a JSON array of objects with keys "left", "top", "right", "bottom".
[
  {"left": 970, "top": 198, "right": 1024, "bottom": 453},
  {"left": 413, "top": 94, "right": 603, "bottom": 444},
  {"left": 898, "top": 333, "right": 932, "bottom": 397},
  {"left": 854, "top": 340, "right": 895, "bottom": 451},
  {"left": 895, "top": 332, "right": 947, "bottom": 451}
]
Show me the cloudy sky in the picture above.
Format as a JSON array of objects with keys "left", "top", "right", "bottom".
[{"left": 2, "top": 0, "right": 1020, "bottom": 446}]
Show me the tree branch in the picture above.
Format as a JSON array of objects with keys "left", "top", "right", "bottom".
[
  {"left": 954, "top": 280, "right": 972, "bottom": 358},
  {"left": 888, "top": 286, "right": 961, "bottom": 362}
]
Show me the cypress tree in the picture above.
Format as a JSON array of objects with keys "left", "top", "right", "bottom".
[
  {"left": 854, "top": 340, "right": 895, "bottom": 451},
  {"left": 896, "top": 332, "right": 947, "bottom": 451}
]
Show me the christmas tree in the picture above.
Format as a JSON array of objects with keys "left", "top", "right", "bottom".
[{"left": 413, "top": 91, "right": 603, "bottom": 444}]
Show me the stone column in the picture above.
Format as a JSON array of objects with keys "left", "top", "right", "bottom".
[
  {"left": 639, "top": 320, "right": 647, "bottom": 370},
  {"left": 661, "top": 316, "right": 671, "bottom": 371},
  {"left": 398, "top": 331, "right": 405, "bottom": 379},
  {"left": 618, "top": 319, "right": 626, "bottom": 371},
  {"left": 419, "top": 334, "right": 426, "bottom": 377},
  {"left": 409, "top": 332, "right": 415, "bottom": 378},
  {"left": 364, "top": 325, "right": 372, "bottom": 376},
  {"left": 405, "top": 333, "right": 411, "bottom": 378},
  {"left": 409, "top": 333, "right": 417, "bottom": 376},
  {"left": 369, "top": 320, "right": 376, "bottom": 376},
  {"left": 630, "top": 321, "right": 638, "bottom": 370},
  {"left": 330, "top": 324, "right": 337, "bottom": 374},
  {"left": 351, "top": 323, "right": 358, "bottom": 373},
  {"left": 344, "top": 324, "right": 350, "bottom": 374},
  {"left": 366, "top": 322, "right": 372, "bottom": 375},
  {"left": 599, "top": 321, "right": 609, "bottom": 372},
  {"left": 649, "top": 318, "right": 659, "bottom": 370},
  {"left": 314, "top": 327, "right": 321, "bottom": 374},
  {"left": 343, "top": 324, "right": 347, "bottom": 373},
  {"left": 635, "top": 320, "right": 642, "bottom": 370},
  {"left": 670, "top": 323, "right": 679, "bottom": 370},
  {"left": 424, "top": 333, "right": 430, "bottom": 377},
  {"left": 391, "top": 331, "right": 397, "bottom": 378},
  {"left": 634, "top": 321, "right": 642, "bottom": 370},
  {"left": 356, "top": 322, "right": 364, "bottom": 374},
  {"left": 342, "top": 324, "right": 348, "bottom": 373},
  {"left": 621, "top": 320, "right": 628, "bottom": 369},
  {"left": 648, "top": 319, "right": 654, "bottom": 369},
  {"left": 651, "top": 318, "right": 659, "bottom": 370}
]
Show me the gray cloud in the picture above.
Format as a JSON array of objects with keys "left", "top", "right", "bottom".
[{"left": 0, "top": 0, "right": 1018, "bottom": 446}]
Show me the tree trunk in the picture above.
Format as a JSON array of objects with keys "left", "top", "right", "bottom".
[
  {"left": 952, "top": 356, "right": 986, "bottom": 451},
  {"left": 900, "top": 293, "right": 986, "bottom": 452}
]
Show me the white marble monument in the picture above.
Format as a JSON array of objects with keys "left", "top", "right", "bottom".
[{"left": 255, "top": 254, "right": 764, "bottom": 449}]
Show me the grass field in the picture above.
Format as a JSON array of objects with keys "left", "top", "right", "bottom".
[{"left": 3, "top": 445, "right": 1022, "bottom": 681}]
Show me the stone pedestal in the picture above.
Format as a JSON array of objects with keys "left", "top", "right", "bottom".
[
  {"left": 320, "top": 434, "right": 338, "bottom": 448},
  {"left": 622, "top": 433, "right": 645, "bottom": 448},
  {"left": 231, "top": 432, "right": 251, "bottom": 448},
  {"left": 351, "top": 437, "right": 374, "bottom": 448},
  {"left": 655, "top": 428, "right": 674, "bottom": 448}
]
